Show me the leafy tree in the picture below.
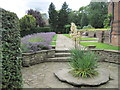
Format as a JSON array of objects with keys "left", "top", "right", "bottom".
[
  {"left": 27, "top": 9, "right": 45, "bottom": 27},
  {"left": 68, "top": 10, "right": 82, "bottom": 26},
  {"left": 81, "top": 13, "right": 89, "bottom": 28},
  {"left": 48, "top": 2, "right": 58, "bottom": 32},
  {"left": 58, "top": 2, "right": 69, "bottom": 33},
  {"left": 19, "top": 15, "right": 36, "bottom": 31},
  {"left": 88, "top": 2, "right": 108, "bottom": 28}
]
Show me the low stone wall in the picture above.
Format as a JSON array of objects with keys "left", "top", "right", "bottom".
[
  {"left": 91, "top": 49, "right": 120, "bottom": 64},
  {"left": 22, "top": 49, "right": 55, "bottom": 67},
  {"left": 82, "top": 31, "right": 111, "bottom": 44}
]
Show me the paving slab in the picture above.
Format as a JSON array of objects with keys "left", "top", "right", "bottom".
[{"left": 22, "top": 62, "right": 119, "bottom": 88}]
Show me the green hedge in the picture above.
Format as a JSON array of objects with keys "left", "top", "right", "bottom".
[
  {"left": 1, "top": 8, "right": 22, "bottom": 88},
  {"left": 78, "top": 28, "right": 110, "bottom": 31},
  {"left": 20, "top": 27, "right": 51, "bottom": 37}
]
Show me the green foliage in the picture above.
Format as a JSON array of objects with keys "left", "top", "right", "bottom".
[
  {"left": 20, "top": 27, "right": 51, "bottom": 37},
  {"left": 69, "top": 48, "right": 99, "bottom": 78},
  {"left": 52, "top": 34, "right": 57, "bottom": 41},
  {"left": 64, "top": 34, "right": 97, "bottom": 41},
  {"left": 81, "top": 13, "right": 89, "bottom": 28},
  {"left": 88, "top": 2, "right": 108, "bottom": 28},
  {"left": 1, "top": 8, "right": 22, "bottom": 88},
  {"left": 103, "top": 14, "right": 112, "bottom": 28},
  {"left": 68, "top": 10, "right": 82, "bottom": 26},
  {"left": 48, "top": 2, "right": 58, "bottom": 32},
  {"left": 79, "top": 28, "right": 110, "bottom": 31},
  {"left": 57, "top": 2, "right": 69, "bottom": 33},
  {"left": 19, "top": 15, "right": 36, "bottom": 31},
  {"left": 80, "top": 42, "right": 120, "bottom": 50},
  {"left": 64, "top": 25, "right": 71, "bottom": 33}
]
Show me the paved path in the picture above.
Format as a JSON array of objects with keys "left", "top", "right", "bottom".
[
  {"left": 22, "top": 62, "right": 119, "bottom": 88},
  {"left": 56, "top": 34, "right": 83, "bottom": 50}
]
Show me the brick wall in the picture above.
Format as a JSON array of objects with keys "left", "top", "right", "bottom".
[{"left": 108, "top": 1, "right": 120, "bottom": 47}]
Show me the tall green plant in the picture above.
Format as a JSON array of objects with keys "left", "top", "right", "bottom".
[
  {"left": 19, "top": 15, "right": 36, "bottom": 31},
  {"left": 1, "top": 8, "right": 22, "bottom": 88},
  {"left": 69, "top": 48, "right": 99, "bottom": 78},
  {"left": 48, "top": 2, "right": 58, "bottom": 32}
]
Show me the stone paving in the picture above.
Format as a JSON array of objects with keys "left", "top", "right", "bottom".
[
  {"left": 56, "top": 34, "right": 84, "bottom": 50},
  {"left": 22, "top": 62, "right": 119, "bottom": 88},
  {"left": 22, "top": 34, "right": 119, "bottom": 88}
]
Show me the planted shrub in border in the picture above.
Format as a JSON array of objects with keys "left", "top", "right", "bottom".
[
  {"left": 1, "top": 8, "right": 22, "bottom": 88},
  {"left": 20, "top": 27, "right": 51, "bottom": 37},
  {"left": 69, "top": 48, "right": 99, "bottom": 78}
]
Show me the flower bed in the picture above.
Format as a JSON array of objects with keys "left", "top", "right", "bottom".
[{"left": 21, "top": 32, "right": 56, "bottom": 53}]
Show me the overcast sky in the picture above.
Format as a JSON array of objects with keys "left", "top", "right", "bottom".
[
  {"left": 0, "top": 0, "right": 111, "bottom": 18},
  {"left": 0, "top": 0, "right": 92, "bottom": 18}
]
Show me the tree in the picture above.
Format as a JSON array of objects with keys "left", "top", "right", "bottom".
[
  {"left": 58, "top": 2, "right": 69, "bottom": 33},
  {"left": 81, "top": 13, "right": 89, "bottom": 28},
  {"left": 88, "top": 2, "right": 108, "bottom": 28},
  {"left": 48, "top": 2, "right": 58, "bottom": 32},
  {"left": 27, "top": 9, "right": 45, "bottom": 27},
  {"left": 19, "top": 15, "right": 36, "bottom": 31},
  {"left": 68, "top": 10, "right": 82, "bottom": 27}
]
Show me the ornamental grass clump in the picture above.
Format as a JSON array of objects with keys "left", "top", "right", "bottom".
[{"left": 69, "top": 48, "right": 99, "bottom": 78}]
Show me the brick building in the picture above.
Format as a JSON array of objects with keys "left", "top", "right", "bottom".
[{"left": 108, "top": 1, "right": 120, "bottom": 47}]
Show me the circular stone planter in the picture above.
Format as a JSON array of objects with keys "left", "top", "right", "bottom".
[{"left": 54, "top": 68, "right": 110, "bottom": 86}]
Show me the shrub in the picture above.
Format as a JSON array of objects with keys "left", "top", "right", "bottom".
[
  {"left": 21, "top": 32, "right": 56, "bottom": 53},
  {"left": 1, "top": 8, "right": 22, "bottom": 88},
  {"left": 19, "top": 15, "right": 36, "bottom": 31},
  {"left": 69, "top": 48, "right": 99, "bottom": 78},
  {"left": 20, "top": 27, "right": 51, "bottom": 37},
  {"left": 82, "top": 25, "right": 94, "bottom": 30}
]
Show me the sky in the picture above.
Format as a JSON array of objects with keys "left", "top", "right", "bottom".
[
  {"left": 0, "top": 0, "right": 111, "bottom": 19},
  {"left": 0, "top": 0, "right": 91, "bottom": 18}
]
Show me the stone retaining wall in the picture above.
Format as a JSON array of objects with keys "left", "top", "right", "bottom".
[
  {"left": 91, "top": 49, "right": 120, "bottom": 64},
  {"left": 22, "top": 49, "right": 55, "bottom": 67},
  {"left": 82, "top": 31, "right": 111, "bottom": 44}
]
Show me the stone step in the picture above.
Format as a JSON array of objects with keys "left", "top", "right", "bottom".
[
  {"left": 55, "top": 50, "right": 70, "bottom": 53},
  {"left": 46, "top": 57, "right": 70, "bottom": 62},
  {"left": 55, "top": 53, "right": 71, "bottom": 57}
]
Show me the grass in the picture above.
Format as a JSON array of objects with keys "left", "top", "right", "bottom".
[
  {"left": 50, "top": 41, "right": 56, "bottom": 45},
  {"left": 80, "top": 38, "right": 97, "bottom": 41},
  {"left": 50, "top": 34, "right": 57, "bottom": 45},
  {"left": 64, "top": 34, "right": 71, "bottom": 38},
  {"left": 80, "top": 42, "right": 120, "bottom": 50},
  {"left": 28, "top": 38, "right": 44, "bottom": 42},
  {"left": 78, "top": 28, "right": 110, "bottom": 31},
  {"left": 52, "top": 34, "right": 57, "bottom": 41},
  {"left": 64, "top": 34, "right": 98, "bottom": 41}
]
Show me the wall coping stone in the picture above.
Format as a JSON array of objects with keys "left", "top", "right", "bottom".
[
  {"left": 22, "top": 49, "right": 55, "bottom": 56},
  {"left": 91, "top": 49, "right": 120, "bottom": 53}
]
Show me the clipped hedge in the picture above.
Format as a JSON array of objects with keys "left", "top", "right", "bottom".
[
  {"left": 20, "top": 27, "right": 51, "bottom": 37},
  {"left": 78, "top": 28, "right": 110, "bottom": 31},
  {"left": 1, "top": 8, "right": 22, "bottom": 88}
]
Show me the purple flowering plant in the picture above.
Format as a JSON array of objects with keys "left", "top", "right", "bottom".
[{"left": 21, "top": 32, "right": 56, "bottom": 53}]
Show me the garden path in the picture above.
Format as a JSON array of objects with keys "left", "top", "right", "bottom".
[{"left": 56, "top": 34, "right": 83, "bottom": 50}]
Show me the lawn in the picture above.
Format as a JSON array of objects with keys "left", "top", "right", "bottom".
[
  {"left": 80, "top": 42, "right": 120, "bottom": 50},
  {"left": 52, "top": 34, "right": 57, "bottom": 41},
  {"left": 50, "top": 34, "right": 57, "bottom": 45},
  {"left": 64, "top": 34, "right": 98, "bottom": 41}
]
